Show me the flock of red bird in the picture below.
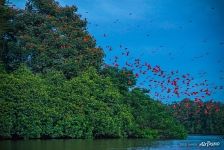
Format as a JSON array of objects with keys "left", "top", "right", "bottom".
[
  {"left": 102, "top": 43, "right": 223, "bottom": 103},
  {"left": 83, "top": 9, "right": 224, "bottom": 114},
  {"left": 104, "top": 45, "right": 223, "bottom": 114}
]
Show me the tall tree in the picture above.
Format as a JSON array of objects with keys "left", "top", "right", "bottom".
[
  {"left": 3, "top": 0, "right": 104, "bottom": 78},
  {"left": 0, "top": 0, "right": 12, "bottom": 62},
  {"left": 170, "top": 99, "right": 224, "bottom": 135}
]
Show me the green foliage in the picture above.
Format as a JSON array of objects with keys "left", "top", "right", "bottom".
[
  {"left": 0, "top": 65, "right": 49, "bottom": 138},
  {"left": 0, "top": 0, "right": 8, "bottom": 36},
  {"left": 0, "top": 0, "right": 16, "bottom": 62},
  {"left": 170, "top": 99, "right": 224, "bottom": 135},
  {"left": 100, "top": 66, "right": 136, "bottom": 93},
  {"left": 0, "top": 65, "right": 187, "bottom": 139},
  {"left": 124, "top": 88, "right": 186, "bottom": 139},
  {"left": 2, "top": 0, "right": 104, "bottom": 78},
  {"left": 0, "top": 0, "right": 188, "bottom": 140}
]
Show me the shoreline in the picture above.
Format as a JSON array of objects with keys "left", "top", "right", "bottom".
[{"left": 1, "top": 134, "right": 223, "bottom": 141}]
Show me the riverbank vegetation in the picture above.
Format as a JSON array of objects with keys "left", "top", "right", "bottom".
[
  {"left": 0, "top": 0, "right": 187, "bottom": 140},
  {"left": 170, "top": 99, "right": 224, "bottom": 135},
  {"left": 0, "top": 65, "right": 186, "bottom": 139}
]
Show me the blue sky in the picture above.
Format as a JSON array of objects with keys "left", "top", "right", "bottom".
[{"left": 11, "top": 0, "right": 224, "bottom": 102}]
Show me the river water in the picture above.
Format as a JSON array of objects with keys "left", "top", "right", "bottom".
[{"left": 0, "top": 135, "right": 223, "bottom": 150}]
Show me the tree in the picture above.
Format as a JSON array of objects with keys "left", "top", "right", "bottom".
[
  {"left": 124, "top": 88, "right": 187, "bottom": 139},
  {"left": 2, "top": 0, "right": 104, "bottom": 78},
  {"left": 170, "top": 99, "right": 224, "bottom": 135},
  {"left": 100, "top": 66, "right": 136, "bottom": 94},
  {"left": 0, "top": 0, "right": 16, "bottom": 62},
  {"left": 0, "top": 0, "right": 189, "bottom": 140}
]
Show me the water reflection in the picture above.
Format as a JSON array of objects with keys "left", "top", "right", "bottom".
[{"left": 0, "top": 135, "right": 223, "bottom": 150}]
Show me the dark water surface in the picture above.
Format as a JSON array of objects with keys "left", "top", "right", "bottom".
[{"left": 0, "top": 135, "right": 223, "bottom": 150}]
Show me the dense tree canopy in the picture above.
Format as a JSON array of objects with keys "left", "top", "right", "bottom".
[
  {"left": 0, "top": 0, "right": 16, "bottom": 62},
  {"left": 0, "top": 65, "right": 186, "bottom": 139},
  {"left": 170, "top": 99, "right": 224, "bottom": 135},
  {"left": 2, "top": 0, "right": 104, "bottom": 78}
]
